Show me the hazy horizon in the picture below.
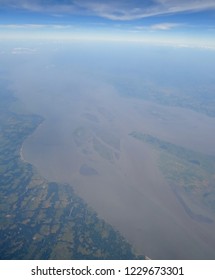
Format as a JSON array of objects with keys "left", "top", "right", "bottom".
[{"left": 1, "top": 0, "right": 215, "bottom": 260}]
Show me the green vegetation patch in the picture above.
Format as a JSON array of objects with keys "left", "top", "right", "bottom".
[
  {"left": 130, "top": 131, "right": 215, "bottom": 213},
  {"left": 114, "top": 78, "right": 215, "bottom": 118}
]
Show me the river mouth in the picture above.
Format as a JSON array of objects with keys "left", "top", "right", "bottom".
[
  {"left": 22, "top": 87, "right": 215, "bottom": 259},
  {"left": 7, "top": 43, "right": 215, "bottom": 259}
]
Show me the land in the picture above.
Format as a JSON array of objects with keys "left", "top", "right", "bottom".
[
  {"left": 6, "top": 45, "right": 215, "bottom": 259},
  {"left": 20, "top": 81, "right": 215, "bottom": 259},
  {"left": 130, "top": 132, "right": 215, "bottom": 220},
  {"left": 122, "top": 82, "right": 215, "bottom": 117},
  {"left": 0, "top": 85, "right": 142, "bottom": 260}
]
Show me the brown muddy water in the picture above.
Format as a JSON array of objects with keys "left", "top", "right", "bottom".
[
  {"left": 18, "top": 82, "right": 215, "bottom": 259},
  {"left": 8, "top": 45, "right": 215, "bottom": 259}
]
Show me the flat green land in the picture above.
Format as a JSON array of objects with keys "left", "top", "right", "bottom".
[
  {"left": 0, "top": 85, "right": 142, "bottom": 260},
  {"left": 130, "top": 132, "right": 215, "bottom": 214},
  {"left": 114, "top": 75, "right": 215, "bottom": 118}
]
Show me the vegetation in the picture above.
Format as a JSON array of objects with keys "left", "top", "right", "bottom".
[
  {"left": 73, "top": 126, "right": 119, "bottom": 162},
  {"left": 130, "top": 131, "right": 215, "bottom": 214},
  {"left": 0, "top": 86, "right": 143, "bottom": 259},
  {"left": 114, "top": 78, "right": 215, "bottom": 118}
]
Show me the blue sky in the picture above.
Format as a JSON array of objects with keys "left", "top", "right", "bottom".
[{"left": 0, "top": 0, "right": 215, "bottom": 47}]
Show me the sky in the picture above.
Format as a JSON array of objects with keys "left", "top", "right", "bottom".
[{"left": 0, "top": 0, "right": 215, "bottom": 48}]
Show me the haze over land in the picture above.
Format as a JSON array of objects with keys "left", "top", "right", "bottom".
[{"left": 1, "top": 0, "right": 215, "bottom": 260}]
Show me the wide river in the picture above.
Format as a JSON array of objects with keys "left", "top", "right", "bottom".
[{"left": 9, "top": 48, "right": 215, "bottom": 259}]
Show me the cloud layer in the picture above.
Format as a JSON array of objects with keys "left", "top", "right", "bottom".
[{"left": 1, "top": 0, "right": 215, "bottom": 20}]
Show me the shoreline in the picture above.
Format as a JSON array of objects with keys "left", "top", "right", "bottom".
[
  {"left": 19, "top": 120, "right": 44, "bottom": 164},
  {"left": 20, "top": 143, "right": 27, "bottom": 163}
]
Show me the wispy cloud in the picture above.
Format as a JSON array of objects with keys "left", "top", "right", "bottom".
[
  {"left": 1, "top": 0, "right": 215, "bottom": 20},
  {"left": 0, "top": 24, "right": 75, "bottom": 30},
  {"left": 81, "top": 0, "right": 215, "bottom": 20},
  {"left": 150, "top": 23, "right": 181, "bottom": 30},
  {"left": 12, "top": 47, "right": 37, "bottom": 54},
  {"left": 0, "top": 24, "right": 46, "bottom": 29},
  {"left": 0, "top": 0, "right": 76, "bottom": 13},
  {"left": 134, "top": 22, "right": 182, "bottom": 31}
]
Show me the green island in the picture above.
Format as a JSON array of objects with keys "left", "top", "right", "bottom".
[
  {"left": 0, "top": 85, "right": 143, "bottom": 260},
  {"left": 114, "top": 78, "right": 215, "bottom": 118},
  {"left": 73, "top": 126, "right": 120, "bottom": 163},
  {"left": 129, "top": 132, "right": 215, "bottom": 218}
]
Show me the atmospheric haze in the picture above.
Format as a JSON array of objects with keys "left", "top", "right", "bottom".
[{"left": 2, "top": 41, "right": 215, "bottom": 259}]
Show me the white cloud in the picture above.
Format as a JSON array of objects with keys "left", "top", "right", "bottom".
[
  {"left": 73, "top": 0, "right": 215, "bottom": 20},
  {"left": 0, "top": 24, "right": 46, "bottom": 29},
  {"left": 150, "top": 23, "right": 181, "bottom": 30},
  {"left": 12, "top": 47, "right": 37, "bottom": 54},
  {"left": 134, "top": 22, "right": 182, "bottom": 31},
  {"left": 1, "top": 0, "right": 215, "bottom": 20},
  {"left": 0, "top": 24, "right": 75, "bottom": 30}
]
